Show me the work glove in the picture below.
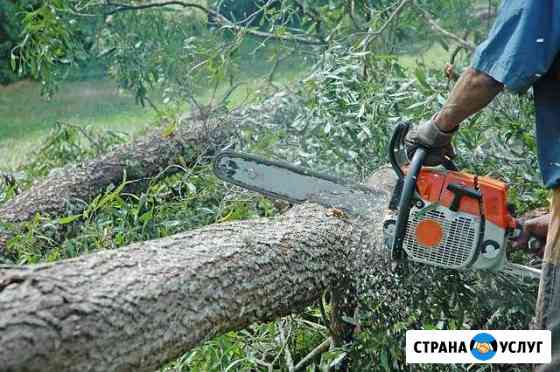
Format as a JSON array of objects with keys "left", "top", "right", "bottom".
[
  {"left": 512, "top": 213, "right": 549, "bottom": 257},
  {"left": 405, "top": 119, "right": 457, "bottom": 166}
]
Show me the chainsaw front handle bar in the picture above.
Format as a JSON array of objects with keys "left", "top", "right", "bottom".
[
  {"left": 392, "top": 145, "right": 427, "bottom": 260},
  {"left": 388, "top": 122, "right": 409, "bottom": 180}
]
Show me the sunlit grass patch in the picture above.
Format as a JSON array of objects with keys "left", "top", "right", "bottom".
[{"left": 0, "top": 80, "right": 154, "bottom": 169}]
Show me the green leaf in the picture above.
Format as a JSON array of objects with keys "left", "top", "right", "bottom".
[
  {"left": 161, "top": 121, "right": 177, "bottom": 138},
  {"left": 139, "top": 210, "right": 154, "bottom": 224},
  {"left": 380, "top": 349, "right": 390, "bottom": 371},
  {"left": 10, "top": 52, "right": 16, "bottom": 71},
  {"left": 414, "top": 68, "right": 433, "bottom": 93},
  {"left": 57, "top": 214, "right": 81, "bottom": 225}
]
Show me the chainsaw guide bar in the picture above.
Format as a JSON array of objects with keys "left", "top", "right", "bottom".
[{"left": 214, "top": 151, "right": 383, "bottom": 218}]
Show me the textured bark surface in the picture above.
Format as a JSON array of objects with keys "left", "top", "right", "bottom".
[
  {"left": 0, "top": 198, "right": 386, "bottom": 371},
  {"left": 0, "top": 165, "right": 396, "bottom": 372},
  {"left": 0, "top": 117, "right": 228, "bottom": 249}
]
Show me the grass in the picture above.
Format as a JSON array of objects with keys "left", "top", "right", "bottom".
[
  {"left": 399, "top": 43, "right": 446, "bottom": 68},
  {"left": 0, "top": 80, "right": 156, "bottom": 170},
  {"left": 398, "top": 43, "right": 455, "bottom": 70}
]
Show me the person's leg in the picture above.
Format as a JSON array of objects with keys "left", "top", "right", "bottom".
[
  {"left": 534, "top": 75, "right": 560, "bottom": 371},
  {"left": 535, "top": 189, "right": 560, "bottom": 371}
]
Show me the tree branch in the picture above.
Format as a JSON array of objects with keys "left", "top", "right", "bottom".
[
  {"left": 412, "top": 1, "right": 476, "bottom": 51},
  {"left": 104, "top": 1, "right": 209, "bottom": 15},
  {"left": 0, "top": 201, "right": 383, "bottom": 371},
  {"left": 278, "top": 320, "right": 295, "bottom": 372},
  {"left": 294, "top": 338, "right": 332, "bottom": 371},
  {"left": 0, "top": 116, "right": 228, "bottom": 254},
  {"left": 360, "top": 0, "right": 411, "bottom": 43},
  {"left": 358, "top": 0, "right": 411, "bottom": 78},
  {"left": 103, "top": 0, "right": 326, "bottom": 46}
]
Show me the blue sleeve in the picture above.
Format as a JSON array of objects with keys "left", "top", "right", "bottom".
[{"left": 471, "top": 0, "right": 560, "bottom": 93}]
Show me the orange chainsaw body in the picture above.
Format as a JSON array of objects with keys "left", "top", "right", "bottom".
[
  {"left": 384, "top": 122, "right": 538, "bottom": 277},
  {"left": 384, "top": 166, "right": 516, "bottom": 271},
  {"left": 415, "top": 168, "right": 516, "bottom": 230}
]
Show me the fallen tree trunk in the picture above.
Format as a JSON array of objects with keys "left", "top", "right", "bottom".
[
  {"left": 0, "top": 117, "right": 228, "bottom": 250},
  {"left": 0, "top": 189, "right": 389, "bottom": 372},
  {"left": 0, "top": 93, "right": 302, "bottom": 252}
]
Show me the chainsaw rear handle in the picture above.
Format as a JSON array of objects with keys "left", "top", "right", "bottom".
[{"left": 447, "top": 183, "right": 482, "bottom": 212}]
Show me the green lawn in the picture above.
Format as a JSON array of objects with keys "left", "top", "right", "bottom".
[
  {"left": 398, "top": 43, "right": 451, "bottom": 70},
  {"left": 0, "top": 80, "right": 155, "bottom": 170}
]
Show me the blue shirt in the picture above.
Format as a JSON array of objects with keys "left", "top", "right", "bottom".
[{"left": 471, "top": 0, "right": 560, "bottom": 189}]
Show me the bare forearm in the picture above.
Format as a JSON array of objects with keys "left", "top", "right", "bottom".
[{"left": 435, "top": 67, "right": 503, "bottom": 131}]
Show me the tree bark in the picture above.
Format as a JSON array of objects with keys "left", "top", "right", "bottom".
[{"left": 0, "top": 166, "right": 395, "bottom": 372}]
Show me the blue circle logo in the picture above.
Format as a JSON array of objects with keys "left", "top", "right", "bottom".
[{"left": 470, "top": 333, "right": 497, "bottom": 361}]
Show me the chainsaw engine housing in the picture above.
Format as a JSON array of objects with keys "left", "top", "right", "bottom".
[{"left": 384, "top": 167, "right": 516, "bottom": 271}]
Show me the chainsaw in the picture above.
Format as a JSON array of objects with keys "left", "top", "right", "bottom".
[{"left": 213, "top": 123, "right": 541, "bottom": 280}]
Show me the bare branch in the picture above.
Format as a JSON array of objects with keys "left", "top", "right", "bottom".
[
  {"left": 278, "top": 320, "right": 295, "bottom": 372},
  {"left": 360, "top": 0, "right": 411, "bottom": 43},
  {"left": 233, "top": 0, "right": 281, "bottom": 26},
  {"left": 412, "top": 1, "right": 476, "bottom": 51},
  {"left": 104, "top": 1, "right": 208, "bottom": 15},
  {"left": 294, "top": 338, "right": 332, "bottom": 371},
  {"left": 347, "top": 0, "right": 365, "bottom": 32},
  {"left": 229, "top": 25, "right": 326, "bottom": 46},
  {"left": 103, "top": 0, "right": 326, "bottom": 46},
  {"left": 358, "top": 0, "right": 412, "bottom": 78}
]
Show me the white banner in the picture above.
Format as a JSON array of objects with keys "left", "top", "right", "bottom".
[{"left": 406, "top": 330, "right": 551, "bottom": 364}]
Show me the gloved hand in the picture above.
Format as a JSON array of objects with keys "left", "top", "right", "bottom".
[
  {"left": 405, "top": 119, "right": 457, "bottom": 166},
  {"left": 512, "top": 213, "right": 550, "bottom": 257}
]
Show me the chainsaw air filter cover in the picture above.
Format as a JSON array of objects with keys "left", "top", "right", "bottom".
[
  {"left": 384, "top": 168, "right": 516, "bottom": 272},
  {"left": 404, "top": 203, "right": 481, "bottom": 269}
]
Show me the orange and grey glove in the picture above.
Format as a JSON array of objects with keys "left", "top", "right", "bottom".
[{"left": 405, "top": 119, "right": 457, "bottom": 166}]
